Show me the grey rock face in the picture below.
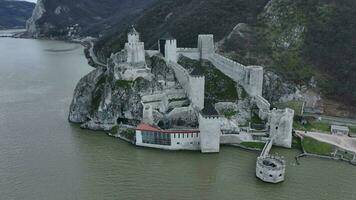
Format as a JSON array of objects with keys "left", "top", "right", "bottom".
[
  {"left": 26, "top": 0, "right": 46, "bottom": 37},
  {"left": 68, "top": 53, "right": 183, "bottom": 131},
  {"left": 68, "top": 67, "right": 106, "bottom": 123},
  {"left": 263, "top": 71, "right": 295, "bottom": 103}
]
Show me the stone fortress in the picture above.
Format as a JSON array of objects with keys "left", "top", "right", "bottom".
[{"left": 111, "top": 26, "right": 294, "bottom": 183}]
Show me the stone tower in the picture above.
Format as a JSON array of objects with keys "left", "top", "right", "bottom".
[
  {"left": 198, "top": 35, "right": 214, "bottom": 59},
  {"left": 268, "top": 108, "right": 294, "bottom": 148},
  {"left": 125, "top": 26, "right": 145, "bottom": 64},
  {"left": 199, "top": 103, "right": 221, "bottom": 153},
  {"left": 159, "top": 33, "right": 177, "bottom": 63},
  {"left": 245, "top": 66, "right": 264, "bottom": 97},
  {"left": 188, "top": 68, "right": 205, "bottom": 110}
]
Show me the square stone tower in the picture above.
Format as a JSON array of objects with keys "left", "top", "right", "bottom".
[
  {"left": 125, "top": 26, "right": 145, "bottom": 64},
  {"left": 199, "top": 103, "right": 221, "bottom": 153},
  {"left": 268, "top": 108, "right": 294, "bottom": 148},
  {"left": 198, "top": 35, "right": 214, "bottom": 59},
  {"left": 159, "top": 33, "right": 177, "bottom": 63}
]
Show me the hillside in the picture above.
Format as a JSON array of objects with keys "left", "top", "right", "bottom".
[
  {"left": 26, "top": 0, "right": 156, "bottom": 37},
  {"left": 0, "top": 0, "right": 35, "bottom": 29},
  {"left": 27, "top": 0, "right": 356, "bottom": 116},
  {"left": 94, "top": 0, "right": 356, "bottom": 114}
]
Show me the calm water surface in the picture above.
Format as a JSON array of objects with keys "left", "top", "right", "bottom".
[{"left": 1, "top": 36, "right": 356, "bottom": 200}]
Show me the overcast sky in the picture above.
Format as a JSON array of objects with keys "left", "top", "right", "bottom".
[{"left": 24, "top": 0, "right": 37, "bottom": 3}]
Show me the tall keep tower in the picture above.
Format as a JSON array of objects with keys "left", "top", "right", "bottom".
[
  {"left": 125, "top": 26, "right": 145, "bottom": 64},
  {"left": 199, "top": 102, "right": 221, "bottom": 153},
  {"left": 159, "top": 33, "right": 177, "bottom": 63}
]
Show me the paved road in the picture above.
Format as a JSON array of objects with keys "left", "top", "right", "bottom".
[{"left": 304, "top": 113, "right": 356, "bottom": 127}]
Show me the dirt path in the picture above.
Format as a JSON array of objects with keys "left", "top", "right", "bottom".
[{"left": 296, "top": 131, "right": 356, "bottom": 153}]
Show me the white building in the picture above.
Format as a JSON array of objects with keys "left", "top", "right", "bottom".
[
  {"left": 331, "top": 125, "right": 349, "bottom": 136},
  {"left": 135, "top": 123, "right": 201, "bottom": 151},
  {"left": 124, "top": 26, "right": 145, "bottom": 64}
]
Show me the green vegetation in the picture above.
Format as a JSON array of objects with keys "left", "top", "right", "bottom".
[
  {"left": 274, "top": 101, "right": 304, "bottom": 116},
  {"left": 94, "top": 0, "right": 356, "bottom": 106},
  {"left": 115, "top": 80, "right": 132, "bottom": 89},
  {"left": 223, "top": 110, "right": 237, "bottom": 119},
  {"left": 240, "top": 142, "right": 266, "bottom": 150},
  {"left": 349, "top": 127, "right": 356, "bottom": 134},
  {"left": 119, "top": 128, "right": 135, "bottom": 141},
  {"left": 110, "top": 126, "right": 135, "bottom": 141},
  {"left": 178, "top": 57, "right": 238, "bottom": 102},
  {"left": 250, "top": 114, "right": 264, "bottom": 124},
  {"left": 302, "top": 136, "right": 334, "bottom": 156},
  {"left": 293, "top": 118, "right": 330, "bottom": 133},
  {"left": 292, "top": 136, "right": 302, "bottom": 150}
]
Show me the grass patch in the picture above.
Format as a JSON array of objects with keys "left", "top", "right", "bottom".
[
  {"left": 110, "top": 126, "right": 135, "bottom": 142},
  {"left": 275, "top": 100, "right": 304, "bottom": 116},
  {"left": 178, "top": 56, "right": 238, "bottom": 102},
  {"left": 250, "top": 114, "right": 264, "bottom": 124},
  {"left": 223, "top": 110, "right": 237, "bottom": 119},
  {"left": 115, "top": 80, "right": 132, "bottom": 89},
  {"left": 294, "top": 119, "right": 330, "bottom": 133},
  {"left": 292, "top": 136, "right": 302, "bottom": 150},
  {"left": 302, "top": 136, "right": 334, "bottom": 156},
  {"left": 350, "top": 127, "right": 356, "bottom": 134},
  {"left": 240, "top": 142, "right": 265, "bottom": 150}
]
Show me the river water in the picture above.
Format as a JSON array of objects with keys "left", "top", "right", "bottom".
[{"left": 0, "top": 36, "right": 355, "bottom": 200}]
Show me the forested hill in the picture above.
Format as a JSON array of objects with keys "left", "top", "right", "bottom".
[
  {"left": 0, "top": 0, "right": 35, "bottom": 29},
  {"left": 27, "top": 0, "right": 356, "bottom": 109},
  {"left": 26, "top": 0, "right": 156, "bottom": 37},
  {"left": 95, "top": 0, "right": 356, "bottom": 107}
]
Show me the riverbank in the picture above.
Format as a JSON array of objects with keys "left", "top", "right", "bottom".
[{"left": 294, "top": 132, "right": 356, "bottom": 166}]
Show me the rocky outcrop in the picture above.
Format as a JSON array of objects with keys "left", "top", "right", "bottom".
[
  {"left": 68, "top": 51, "right": 188, "bottom": 131},
  {"left": 26, "top": 0, "right": 46, "bottom": 37}
]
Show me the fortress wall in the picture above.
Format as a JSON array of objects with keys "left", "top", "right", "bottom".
[
  {"left": 177, "top": 48, "right": 200, "bottom": 60},
  {"left": 169, "top": 61, "right": 190, "bottom": 94},
  {"left": 145, "top": 50, "right": 159, "bottom": 57},
  {"left": 188, "top": 76, "right": 205, "bottom": 110},
  {"left": 254, "top": 95, "right": 271, "bottom": 120},
  {"left": 169, "top": 62, "right": 205, "bottom": 110},
  {"left": 207, "top": 54, "right": 263, "bottom": 97}
]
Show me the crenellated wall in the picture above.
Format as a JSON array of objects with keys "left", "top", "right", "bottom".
[
  {"left": 169, "top": 61, "right": 205, "bottom": 110},
  {"left": 207, "top": 54, "right": 263, "bottom": 97},
  {"left": 177, "top": 48, "right": 200, "bottom": 60}
]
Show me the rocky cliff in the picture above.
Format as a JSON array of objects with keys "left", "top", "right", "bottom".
[{"left": 68, "top": 53, "right": 182, "bottom": 130}]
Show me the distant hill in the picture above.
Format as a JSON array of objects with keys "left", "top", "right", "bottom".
[
  {"left": 0, "top": 0, "right": 35, "bottom": 29},
  {"left": 26, "top": 0, "right": 156, "bottom": 37}
]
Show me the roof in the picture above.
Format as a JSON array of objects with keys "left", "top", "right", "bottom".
[
  {"left": 190, "top": 67, "right": 204, "bottom": 77},
  {"left": 135, "top": 123, "right": 199, "bottom": 134},
  {"left": 136, "top": 123, "right": 161, "bottom": 132},
  {"left": 201, "top": 101, "right": 219, "bottom": 117},
  {"left": 331, "top": 125, "right": 349, "bottom": 131},
  {"left": 160, "top": 32, "right": 175, "bottom": 40},
  {"left": 128, "top": 25, "right": 138, "bottom": 34}
]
